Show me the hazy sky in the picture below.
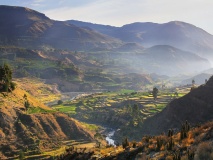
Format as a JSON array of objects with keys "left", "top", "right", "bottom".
[{"left": 1, "top": 0, "right": 213, "bottom": 34}]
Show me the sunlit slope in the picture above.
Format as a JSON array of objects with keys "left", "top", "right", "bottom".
[{"left": 0, "top": 83, "right": 93, "bottom": 158}]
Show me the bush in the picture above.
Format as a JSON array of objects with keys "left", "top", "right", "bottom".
[
  {"left": 57, "top": 100, "right": 63, "bottom": 105},
  {"left": 132, "top": 141, "right": 137, "bottom": 148}
]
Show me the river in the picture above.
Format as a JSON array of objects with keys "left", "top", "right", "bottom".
[{"left": 105, "top": 130, "right": 116, "bottom": 146}]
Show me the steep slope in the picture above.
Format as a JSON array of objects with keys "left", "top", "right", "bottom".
[
  {"left": 59, "top": 121, "right": 213, "bottom": 160},
  {"left": 0, "top": 86, "right": 93, "bottom": 158},
  {"left": 0, "top": 5, "right": 122, "bottom": 50},
  {"left": 68, "top": 20, "right": 213, "bottom": 59},
  {"left": 140, "top": 75, "right": 213, "bottom": 135}
]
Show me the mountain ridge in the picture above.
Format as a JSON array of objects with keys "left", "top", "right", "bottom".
[
  {"left": 68, "top": 20, "right": 213, "bottom": 60},
  {"left": 0, "top": 5, "right": 122, "bottom": 50}
]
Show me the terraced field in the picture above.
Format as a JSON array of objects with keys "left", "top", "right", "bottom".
[{"left": 52, "top": 86, "right": 191, "bottom": 125}]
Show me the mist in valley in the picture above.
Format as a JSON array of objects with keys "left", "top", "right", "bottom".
[{"left": 0, "top": 3, "right": 213, "bottom": 160}]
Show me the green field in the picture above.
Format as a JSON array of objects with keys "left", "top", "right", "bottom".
[{"left": 52, "top": 87, "right": 190, "bottom": 129}]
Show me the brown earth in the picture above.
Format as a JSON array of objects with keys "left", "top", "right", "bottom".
[{"left": 0, "top": 87, "right": 93, "bottom": 158}]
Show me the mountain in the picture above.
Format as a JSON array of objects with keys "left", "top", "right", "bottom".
[
  {"left": 66, "top": 20, "right": 118, "bottom": 35},
  {"left": 0, "top": 5, "right": 122, "bottom": 50},
  {"left": 181, "top": 73, "right": 212, "bottom": 85},
  {"left": 140, "top": 75, "right": 213, "bottom": 135},
  {"left": 68, "top": 20, "right": 213, "bottom": 60},
  {"left": 133, "top": 45, "right": 211, "bottom": 76},
  {"left": 85, "top": 45, "right": 211, "bottom": 76}
]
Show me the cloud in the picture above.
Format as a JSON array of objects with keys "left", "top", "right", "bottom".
[{"left": 1, "top": 0, "right": 213, "bottom": 34}]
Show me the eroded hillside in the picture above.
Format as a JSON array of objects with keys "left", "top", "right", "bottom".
[{"left": 0, "top": 84, "right": 93, "bottom": 158}]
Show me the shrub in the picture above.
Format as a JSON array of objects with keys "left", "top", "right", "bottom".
[
  {"left": 132, "top": 141, "right": 137, "bottom": 148},
  {"left": 10, "top": 82, "right": 16, "bottom": 90},
  {"left": 195, "top": 141, "right": 213, "bottom": 160}
]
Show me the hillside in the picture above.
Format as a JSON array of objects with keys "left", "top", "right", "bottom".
[
  {"left": 139, "top": 75, "right": 213, "bottom": 135},
  {"left": 0, "top": 46, "right": 158, "bottom": 91},
  {"left": 68, "top": 20, "right": 213, "bottom": 60},
  {"left": 66, "top": 20, "right": 118, "bottom": 36},
  {"left": 0, "top": 85, "right": 93, "bottom": 158},
  {"left": 0, "top": 5, "right": 122, "bottom": 51},
  {"left": 141, "top": 45, "right": 211, "bottom": 76},
  {"left": 56, "top": 120, "right": 213, "bottom": 160}
]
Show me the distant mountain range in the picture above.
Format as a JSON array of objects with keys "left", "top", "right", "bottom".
[
  {"left": 0, "top": 5, "right": 212, "bottom": 77},
  {"left": 140, "top": 45, "right": 210, "bottom": 75},
  {"left": 102, "top": 45, "right": 211, "bottom": 76},
  {"left": 68, "top": 20, "right": 213, "bottom": 60}
]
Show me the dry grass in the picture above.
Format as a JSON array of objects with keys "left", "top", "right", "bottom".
[{"left": 14, "top": 77, "right": 61, "bottom": 103}]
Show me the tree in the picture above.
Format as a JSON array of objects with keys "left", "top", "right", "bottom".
[
  {"left": 180, "top": 120, "right": 190, "bottom": 140},
  {"left": 174, "top": 92, "right": 178, "bottom": 98},
  {"left": 122, "top": 137, "right": 129, "bottom": 149},
  {"left": 24, "top": 100, "right": 30, "bottom": 110},
  {"left": 192, "top": 79, "right": 195, "bottom": 86},
  {"left": 152, "top": 87, "right": 159, "bottom": 100},
  {"left": 0, "top": 63, "right": 15, "bottom": 92},
  {"left": 23, "top": 94, "right": 30, "bottom": 111},
  {"left": 57, "top": 100, "right": 63, "bottom": 105}
]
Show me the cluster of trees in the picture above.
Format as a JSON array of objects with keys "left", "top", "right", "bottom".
[{"left": 0, "top": 63, "right": 15, "bottom": 92}]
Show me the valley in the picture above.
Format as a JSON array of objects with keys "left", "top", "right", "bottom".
[
  {"left": 0, "top": 4, "right": 213, "bottom": 160},
  {"left": 51, "top": 86, "right": 191, "bottom": 142}
]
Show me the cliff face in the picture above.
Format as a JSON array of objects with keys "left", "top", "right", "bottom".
[
  {"left": 140, "top": 76, "right": 213, "bottom": 135},
  {"left": 0, "top": 88, "right": 93, "bottom": 158}
]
